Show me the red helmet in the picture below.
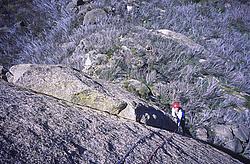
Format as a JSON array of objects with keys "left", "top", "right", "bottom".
[{"left": 172, "top": 102, "right": 181, "bottom": 109}]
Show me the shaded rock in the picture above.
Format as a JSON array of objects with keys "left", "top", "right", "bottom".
[
  {"left": 0, "top": 80, "right": 243, "bottom": 163},
  {"left": 83, "top": 8, "right": 107, "bottom": 25},
  {"left": 0, "top": 65, "right": 11, "bottom": 81},
  {"left": 225, "top": 138, "right": 243, "bottom": 154},
  {"left": 94, "top": 53, "right": 109, "bottom": 65},
  {"left": 134, "top": 103, "right": 176, "bottom": 130},
  {"left": 232, "top": 125, "right": 249, "bottom": 143},
  {"left": 76, "top": 0, "right": 91, "bottom": 6},
  {"left": 0, "top": 65, "right": 3, "bottom": 79},
  {"left": 6, "top": 64, "right": 173, "bottom": 131},
  {"left": 243, "top": 142, "right": 250, "bottom": 159}
]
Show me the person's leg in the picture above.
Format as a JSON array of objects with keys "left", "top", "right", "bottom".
[
  {"left": 181, "top": 120, "right": 185, "bottom": 135},
  {"left": 173, "top": 117, "right": 178, "bottom": 132}
]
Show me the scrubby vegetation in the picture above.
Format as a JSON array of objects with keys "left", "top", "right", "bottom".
[{"left": 0, "top": 0, "right": 249, "bottom": 159}]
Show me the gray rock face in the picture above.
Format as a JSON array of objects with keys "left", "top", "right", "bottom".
[
  {"left": 211, "top": 125, "right": 234, "bottom": 144},
  {"left": 210, "top": 123, "right": 250, "bottom": 159},
  {"left": 0, "top": 80, "right": 242, "bottom": 163},
  {"left": 6, "top": 64, "right": 174, "bottom": 131}
]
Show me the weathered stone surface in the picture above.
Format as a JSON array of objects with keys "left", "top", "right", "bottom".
[
  {"left": 211, "top": 124, "right": 234, "bottom": 144},
  {"left": 83, "top": 8, "right": 107, "bottom": 25},
  {"left": 6, "top": 64, "right": 173, "bottom": 131},
  {"left": 195, "top": 127, "right": 208, "bottom": 142},
  {"left": 232, "top": 125, "right": 249, "bottom": 143},
  {"left": 0, "top": 80, "right": 242, "bottom": 163},
  {"left": 243, "top": 142, "right": 250, "bottom": 159},
  {"left": 225, "top": 138, "right": 243, "bottom": 154}
]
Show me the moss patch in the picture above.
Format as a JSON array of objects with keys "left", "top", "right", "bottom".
[
  {"left": 71, "top": 90, "right": 126, "bottom": 114},
  {"left": 229, "top": 18, "right": 250, "bottom": 34}
]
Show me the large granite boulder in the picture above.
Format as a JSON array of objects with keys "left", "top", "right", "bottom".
[
  {"left": 211, "top": 124, "right": 234, "bottom": 144},
  {"left": 210, "top": 124, "right": 250, "bottom": 160},
  {"left": 0, "top": 80, "right": 243, "bottom": 163},
  {"left": 6, "top": 64, "right": 174, "bottom": 131}
]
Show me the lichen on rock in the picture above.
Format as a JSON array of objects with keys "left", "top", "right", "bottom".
[{"left": 71, "top": 89, "right": 127, "bottom": 114}]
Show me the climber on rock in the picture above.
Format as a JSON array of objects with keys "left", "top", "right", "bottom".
[{"left": 171, "top": 101, "right": 185, "bottom": 135}]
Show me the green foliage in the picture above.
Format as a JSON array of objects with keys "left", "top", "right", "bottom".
[
  {"left": 123, "top": 80, "right": 151, "bottom": 99},
  {"left": 106, "top": 46, "right": 120, "bottom": 59},
  {"left": 229, "top": 18, "right": 250, "bottom": 33},
  {"left": 131, "top": 48, "right": 137, "bottom": 55},
  {"left": 158, "top": 95, "right": 171, "bottom": 109},
  {"left": 245, "top": 95, "right": 250, "bottom": 109}
]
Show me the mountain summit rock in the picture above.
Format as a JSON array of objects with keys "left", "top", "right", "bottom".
[
  {"left": 0, "top": 80, "right": 242, "bottom": 163},
  {"left": 6, "top": 64, "right": 175, "bottom": 131}
]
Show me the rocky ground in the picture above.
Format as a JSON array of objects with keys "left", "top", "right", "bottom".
[
  {"left": 0, "top": 79, "right": 243, "bottom": 163},
  {"left": 0, "top": 0, "right": 249, "bottom": 162}
]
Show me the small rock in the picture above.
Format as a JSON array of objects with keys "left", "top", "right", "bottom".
[
  {"left": 150, "top": 82, "right": 167, "bottom": 98},
  {"left": 83, "top": 8, "right": 107, "bottom": 25},
  {"left": 199, "top": 59, "right": 207, "bottom": 63},
  {"left": 195, "top": 128, "right": 208, "bottom": 142},
  {"left": 232, "top": 125, "right": 249, "bottom": 143},
  {"left": 224, "top": 138, "right": 243, "bottom": 154},
  {"left": 127, "top": 5, "right": 133, "bottom": 12}
]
